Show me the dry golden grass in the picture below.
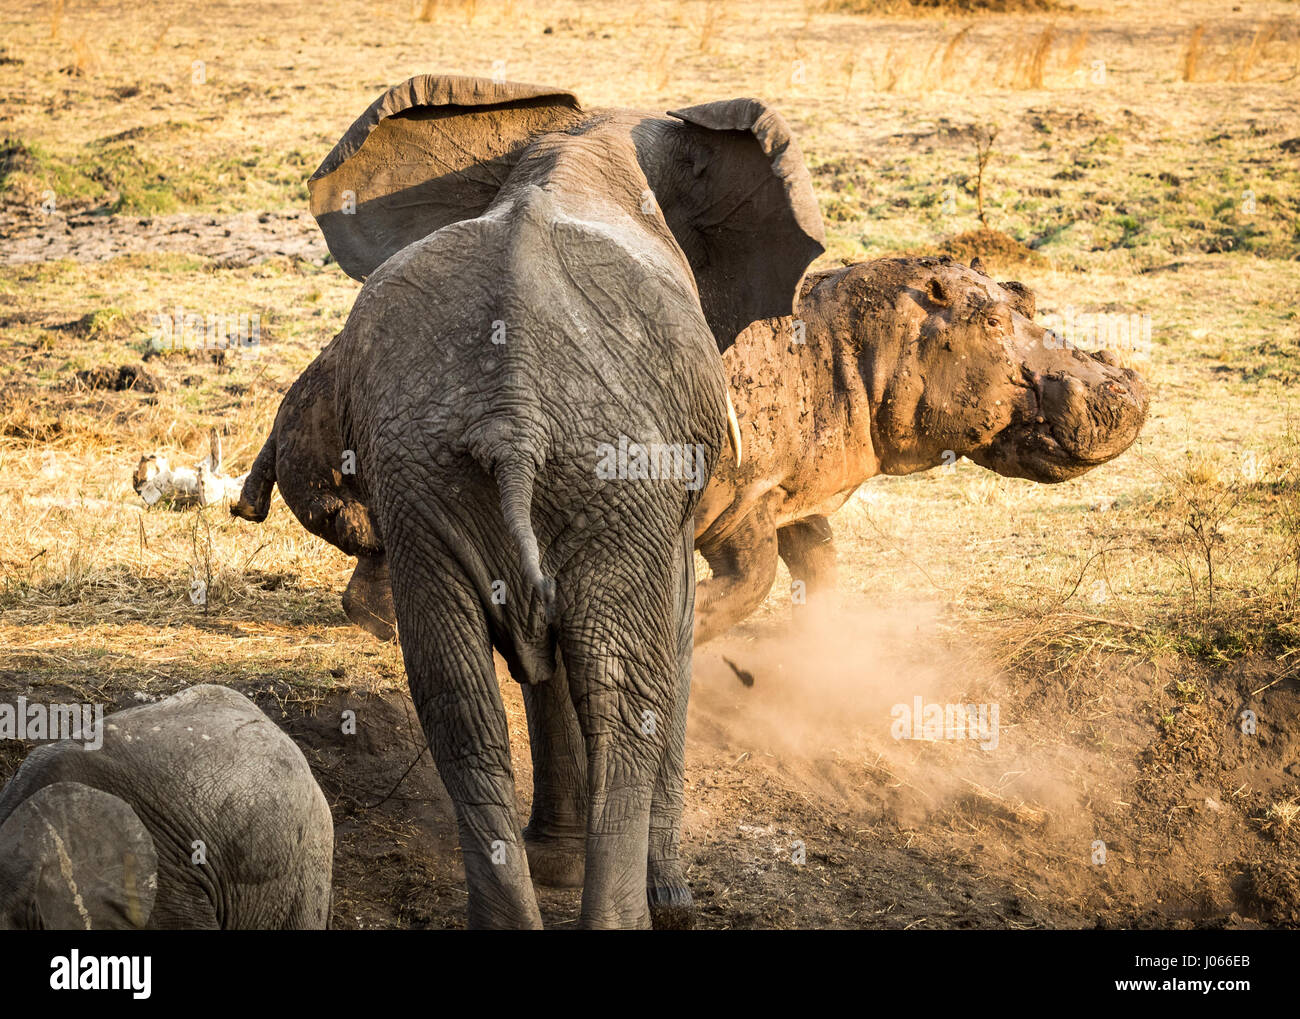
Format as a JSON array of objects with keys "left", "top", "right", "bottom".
[
  {"left": 1183, "top": 23, "right": 1206, "bottom": 82},
  {"left": 1182, "top": 17, "right": 1299, "bottom": 84}
]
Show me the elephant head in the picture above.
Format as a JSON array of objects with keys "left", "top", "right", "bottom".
[
  {"left": 819, "top": 257, "right": 1148, "bottom": 483},
  {"left": 0, "top": 780, "right": 158, "bottom": 930}
]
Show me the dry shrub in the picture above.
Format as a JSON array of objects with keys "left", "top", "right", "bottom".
[
  {"left": 645, "top": 42, "right": 674, "bottom": 92},
  {"left": 873, "top": 47, "right": 904, "bottom": 91},
  {"left": 1227, "top": 19, "right": 1283, "bottom": 82},
  {"left": 1061, "top": 29, "right": 1089, "bottom": 73},
  {"left": 1183, "top": 19, "right": 1295, "bottom": 84},
  {"left": 840, "top": 53, "right": 859, "bottom": 100},
  {"left": 697, "top": 1, "right": 721, "bottom": 54},
  {"left": 937, "top": 25, "right": 972, "bottom": 84},
  {"left": 67, "top": 35, "right": 102, "bottom": 78},
  {"left": 1014, "top": 27, "right": 1055, "bottom": 89},
  {"left": 151, "top": 21, "right": 173, "bottom": 54},
  {"left": 1182, "top": 24, "right": 1205, "bottom": 82}
]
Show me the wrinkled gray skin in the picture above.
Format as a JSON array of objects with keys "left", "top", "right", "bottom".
[
  {"left": 235, "top": 75, "right": 822, "bottom": 928},
  {"left": 0, "top": 685, "right": 333, "bottom": 929},
  {"left": 242, "top": 257, "right": 1147, "bottom": 910},
  {"left": 232, "top": 339, "right": 395, "bottom": 641}
]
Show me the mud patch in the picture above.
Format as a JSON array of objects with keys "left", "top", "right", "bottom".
[
  {"left": 0, "top": 209, "right": 327, "bottom": 267},
  {"left": 927, "top": 228, "right": 1045, "bottom": 269},
  {"left": 1238, "top": 860, "right": 1300, "bottom": 925},
  {"left": 70, "top": 363, "right": 164, "bottom": 393}
]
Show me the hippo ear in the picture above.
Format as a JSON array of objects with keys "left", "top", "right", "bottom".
[
  {"left": 309, "top": 75, "right": 583, "bottom": 280},
  {"left": 927, "top": 277, "right": 952, "bottom": 308},
  {"left": 0, "top": 783, "right": 157, "bottom": 930},
  {"left": 656, "top": 99, "right": 826, "bottom": 351},
  {"left": 1000, "top": 280, "right": 1036, "bottom": 319}
]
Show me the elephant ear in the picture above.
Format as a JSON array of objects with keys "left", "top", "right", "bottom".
[
  {"left": 309, "top": 75, "right": 583, "bottom": 280},
  {"left": 0, "top": 782, "right": 157, "bottom": 930},
  {"left": 659, "top": 99, "right": 826, "bottom": 351}
]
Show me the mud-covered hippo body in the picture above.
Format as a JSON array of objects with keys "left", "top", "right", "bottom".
[{"left": 691, "top": 256, "right": 1148, "bottom": 642}]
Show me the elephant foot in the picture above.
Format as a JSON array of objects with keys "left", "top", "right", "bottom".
[
  {"left": 523, "top": 829, "right": 585, "bottom": 889},
  {"left": 648, "top": 880, "right": 695, "bottom": 930},
  {"left": 647, "top": 861, "right": 695, "bottom": 930},
  {"left": 342, "top": 555, "right": 398, "bottom": 642}
]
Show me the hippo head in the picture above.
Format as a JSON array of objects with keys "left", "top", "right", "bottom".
[{"left": 825, "top": 257, "right": 1149, "bottom": 483}]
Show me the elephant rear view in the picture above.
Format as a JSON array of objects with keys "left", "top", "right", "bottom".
[
  {"left": 305, "top": 75, "right": 823, "bottom": 928},
  {"left": 0, "top": 684, "right": 333, "bottom": 929}
]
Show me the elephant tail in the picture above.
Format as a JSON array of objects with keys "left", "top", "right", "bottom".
[
  {"left": 231, "top": 433, "right": 277, "bottom": 522},
  {"left": 494, "top": 455, "right": 557, "bottom": 623}
]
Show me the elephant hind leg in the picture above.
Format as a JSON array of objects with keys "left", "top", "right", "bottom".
[
  {"left": 561, "top": 597, "right": 685, "bottom": 928},
  {"left": 647, "top": 526, "right": 696, "bottom": 929},
  {"left": 387, "top": 545, "right": 542, "bottom": 930},
  {"left": 520, "top": 667, "right": 587, "bottom": 889},
  {"left": 693, "top": 499, "right": 780, "bottom": 644}
]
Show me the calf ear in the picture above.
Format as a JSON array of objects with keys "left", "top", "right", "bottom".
[
  {"left": 309, "top": 75, "right": 583, "bottom": 280},
  {"left": 1000, "top": 280, "right": 1036, "bottom": 319},
  {"left": 654, "top": 99, "right": 825, "bottom": 351},
  {"left": 0, "top": 783, "right": 157, "bottom": 930}
]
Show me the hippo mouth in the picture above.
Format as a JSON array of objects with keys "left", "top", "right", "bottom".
[{"left": 975, "top": 356, "right": 1148, "bottom": 483}]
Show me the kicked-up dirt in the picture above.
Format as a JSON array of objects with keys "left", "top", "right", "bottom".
[{"left": 6, "top": 600, "right": 1291, "bottom": 930}]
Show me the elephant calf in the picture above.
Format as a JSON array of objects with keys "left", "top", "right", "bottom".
[{"left": 0, "top": 684, "right": 333, "bottom": 929}]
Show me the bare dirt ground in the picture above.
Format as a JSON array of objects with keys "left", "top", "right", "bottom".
[{"left": 2, "top": 0, "right": 1299, "bottom": 928}]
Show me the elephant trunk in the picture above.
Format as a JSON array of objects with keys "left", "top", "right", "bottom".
[{"left": 231, "top": 433, "right": 277, "bottom": 522}]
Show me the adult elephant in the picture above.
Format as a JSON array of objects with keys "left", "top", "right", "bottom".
[{"left": 237, "top": 75, "right": 823, "bottom": 928}]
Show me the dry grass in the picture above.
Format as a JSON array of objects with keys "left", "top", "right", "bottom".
[
  {"left": 1183, "top": 23, "right": 1206, "bottom": 82},
  {"left": 1, "top": 0, "right": 1298, "bottom": 931},
  {"left": 1012, "top": 27, "right": 1054, "bottom": 89},
  {"left": 1182, "top": 17, "right": 1299, "bottom": 84}
]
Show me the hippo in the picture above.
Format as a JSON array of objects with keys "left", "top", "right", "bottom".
[{"left": 690, "top": 255, "right": 1149, "bottom": 641}]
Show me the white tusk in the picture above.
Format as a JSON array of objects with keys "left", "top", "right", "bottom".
[{"left": 725, "top": 390, "right": 742, "bottom": 469}]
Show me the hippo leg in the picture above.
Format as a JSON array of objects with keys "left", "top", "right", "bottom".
[
  {"left": 341, "top": 554, "right": 397, "bottom": 642},
  {"left": 694, "top": 501, "right": 779, "bottom": 644},
  {"left": 776, "top": 515, "right": 838, "bottom": 623},
  {"left": 520, "top": 666, "right": 588, "bottom": 889}
]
